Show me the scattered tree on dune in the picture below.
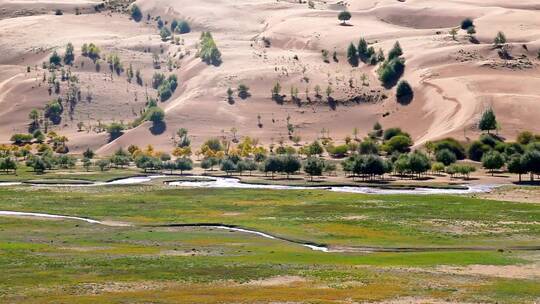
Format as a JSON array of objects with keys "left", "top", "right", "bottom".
[
  {"left": 347, "top": 42, "right": 358, "bottom": 66},
  {"left": 396, "top": 80, "right": 413, "bottom": 104},
  {"left": 478, "top": 108, "right": 497, "bottom": 134},
  {"left": 130, "top": 4, "right": 142, "bottom": 22},
  {"left": 176, "top": 21, "right": 191, "bottom": 34},
  {"left": 387, "top": 41, "right": 403, "bottom": 60},
  {"left": 49, "top": 51, "right": 62, "bottom": 67},
  {"left": 237, "top": 84, "right": 250, "bottom": 99},
  {"left": 198, "top": 32, "right": 221, "bottom": 65},
  {"left": 494, "top": 31, "right": 507, "bottom": 47},
  {"left": 461, "top": 18, "right": 474, "bottom": 30},
  {"left": 147, "top": 107, "right": 165, "bottom": 124},
  {"left": 63, "top": 42, "right": 75, "bottom": 65},
  {"left": 338, "top": 11, "right": 352, "bottom": 25}
]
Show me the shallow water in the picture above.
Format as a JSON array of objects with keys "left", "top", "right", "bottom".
[
  {"left": 0, "top": 182, "right": 22, "bottom": 187},
  {"left": 0, "top": 175, "right": 166, "bottom": 187},
  {"left": 168, "top": 176, "right": 497, "bottom": 195},
  {"left": 0, "top": 210, "right": 102, "bottom": 224},
  {"left": 0, "top": 210, "right": 329, "bottom": 252},
  {"left": 1, "top": 174, "right": 497, "bottom": 194}
]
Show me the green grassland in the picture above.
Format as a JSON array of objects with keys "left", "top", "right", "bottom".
[{"left": 0, "top": 186, "right": 538, "bottom": 303}]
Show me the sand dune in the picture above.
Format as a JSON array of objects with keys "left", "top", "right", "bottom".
[{"left": 1, "top": 0, "right": 539, "bottom": 153}]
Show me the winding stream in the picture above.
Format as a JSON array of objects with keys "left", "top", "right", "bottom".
[
  {"left": 1, "top": 175, "right": 498, "bottom": 194},
  {"left": 0, "top": 210, "right": 102, "bottom": 224},
  {"left": 0, "top": 175, "right": 165, "bottom": 187},
  {"left": 1, "top": 210, "right": 538, "bottom": 253},
  {"left": 167, "top": 176, "right": 498, "bottom": 195}
]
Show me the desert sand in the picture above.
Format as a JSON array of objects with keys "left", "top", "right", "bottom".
[{"left": 1, "top": 0, "right": 539, "bottom": 154}]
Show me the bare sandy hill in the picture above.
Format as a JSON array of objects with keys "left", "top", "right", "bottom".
[{"left": 0, "top": 0, "right": 539, "bottom": 154}]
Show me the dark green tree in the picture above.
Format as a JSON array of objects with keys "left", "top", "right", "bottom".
[
  {"left": 64, "top": 42, "right": 75, "bottom": 65},
  {"left": 507, "top": 154, "right": 526, "bottom": 182},
  {"left": 347, "top": 43, "right": 358, "bottom": 66},
  {"left": 49, "top": 51, "right": 62, "bottom": 67},
  {"left": 520, "top": 150, "right": 540, "bottom": 181},
  {"left": 481, "top": 150, "right": 504, "bottom": 175},
  {"left": 338, "top": 11, "right": 352, "bottom": 25},
  {"left": 387, "top": 41, "right": 403, "bottom": 60},
  {"left": 304, "top": 157, "right": 325, "bottom": 181},
  {"left": 131, "top": 4, "right": 142, "bottom": 22},
  {"left": 436, "top": 148, "right": 457, "bottom": 166},
  {"left": 281, "top": 155, "right": 301, "bottom": 179},
  {"left": 461, "top": 18, "right": 474, "bottom": 30},
  {"left": 396, "top": 80, "right": 413, "bottom": 104},
  {"left": 478, "top": 108, "right": 497, "bottom": 134}
]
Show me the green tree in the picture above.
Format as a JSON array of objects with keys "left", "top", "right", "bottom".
[
  {"left": 83, "top": 147, "right": 95, "bottom": 159},
  {"left": 517, "top": 131, "right": 535, "bottom": 145},
  {"left": 106, "top": 122, "right": 125, "bottom": 140},
  {"left": 220, "top": 159, "right": 237, "bottom": 175},
  {"left": 384, "top": 135, "right": 412, "bottom": 154},
  {"left": 481, "top": 150, "right": 504, "bottom": 175},
  {"left": 175, "top": 157, "right": 193, "bottom": 174},
  {"left": 49, "top": 51, "right": 62, "bottom": 67},
  {"left": 263, "top": 156, "right": 282, "bottom": 179},
  {"left": 363, "top": 154, "right": 386, "bottom": 180},
  {"left": 0, "top": 157, "right": 17, "bottom": 174},
  {"left": 396, "top": 80, "right": 413, "bottom": 104},
  {"left": 170, "top": 20, "right": 178, "bottom": 31},
  {"left": 357, "top": 38, "right": 368, "bottom": 60},
  {"left": 408, "top": 151, "right": 431, "bottom": 178},
  {"left": 347, "top": 43, "right": 358, "bottom": 66},
  {"left": 479, "top": 108, "right": 497, "bottom": 134},
  {"left": 96, "top": 159, "right": 110, "bottom": 171},
  {"left": 461, "top": 18, "right": 474, "bottom": 30},
  {"left": 10, "top": 133, "right": 33, "bottom": 145},
  {"left": 387, "top": 41, "right": 403, "bottom": 60},
  {"left": 359, "top": 139, "right": 379, "bottom": 155},
  {"left": 201, "top": 157, "right": 219, "bottom": 171},
  {"left": 198, "top": 32, "right": 221, "bottom": 65},
  {"left": 377, "top": 57, "right": 405, "bottom": 87},
  {"left": 304, "top": 157, "right": 325, "bottom": 181},
  {"left": 338, "top": 11, "right": 352, "bottom": 25},
  {"left": 64, "top": 42, "right": 75, "bottom": 65},
  {"left": 147, "top": 107, "right": 165, "bottom": 124},
  {"left": 26, "top": 156, "right": 47, "bottom": 173},
  {"left": 28, "top": 109, "right": 40, "bottom": 131},
  {"left": 436, "top": 148, "right": 457, "bottom": 166},
  {"left": 271, "top": 82, "right": 282, "bottom": 101},
  {"left": 160, "top": 27, "right": 171, "bottom": 41},
  {"left": 176, "top": 21, "right": 191, "bottom": 34},
  {"left": 467, "top": 140, "right": 490, "bottom": 161},
  {"left": 237, "top": 84, "right": 250, "bottom": 99},
  {"left": 308, "top": 141, "right": 324, "bottom": 156},
  {"left": 521, "top": 150, "right": 540, "bottom": 181},
  {"left": 507, "top": 154, "right": 526, "bottom": 182},
  {"left": 130, "top": 4, "right": 142, "bottom": 22},
  {"left": 493, "top": 31, "right": 506, "bottom": 46},
  {"left": 431, "top": 162, "right": 445, "bottom": 174},
  {"left": 281, "top": 155, "right": 301, "bottom": 179}
]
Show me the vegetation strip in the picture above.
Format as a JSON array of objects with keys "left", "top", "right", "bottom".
[{"left": 1, "top": 210, "right": 537, "bottom": 253}]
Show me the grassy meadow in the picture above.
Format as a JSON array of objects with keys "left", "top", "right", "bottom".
[{"left": 0, "top": 185, "right": 538, "bottom": 303}]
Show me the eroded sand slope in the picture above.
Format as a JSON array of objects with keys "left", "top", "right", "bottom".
[{"left": 0, "top": 0, "right": 539, "bottom": 153}]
